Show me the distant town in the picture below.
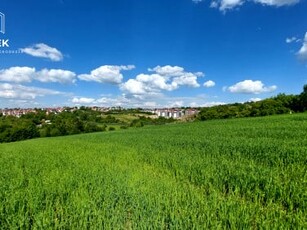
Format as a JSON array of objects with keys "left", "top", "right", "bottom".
[{"left": 0, "top": 107, "right": 199, "bottom": 119}]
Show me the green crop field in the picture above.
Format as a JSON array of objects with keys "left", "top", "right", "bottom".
[{"left": 0, "top": 113, "right": 307, "bottom": 229}]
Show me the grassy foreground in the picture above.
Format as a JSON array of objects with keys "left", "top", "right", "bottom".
[{"left": 0, "top": 114, "right": 307, "bottom": 229}]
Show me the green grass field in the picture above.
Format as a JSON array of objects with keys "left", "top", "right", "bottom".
[{"left": 0, "top": 114, "right": 307, "bottom": 229}]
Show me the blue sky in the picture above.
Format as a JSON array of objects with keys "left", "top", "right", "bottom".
[{"left": 0, "top": 0, "right": 306, "bottom": 108}]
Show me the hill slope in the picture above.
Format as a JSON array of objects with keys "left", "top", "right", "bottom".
[{"left": 0, "top": 114, "right": 307, "bottom": 228}]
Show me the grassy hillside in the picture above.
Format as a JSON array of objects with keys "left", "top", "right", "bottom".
[{"left": 0, "top": 113, "right": 307, "bottom": 229}]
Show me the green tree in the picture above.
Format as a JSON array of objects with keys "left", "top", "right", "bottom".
[{"left": 300, "top": 84, "right": 307, "bottom": 111}]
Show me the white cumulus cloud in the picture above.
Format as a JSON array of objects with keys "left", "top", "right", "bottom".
[
  {"left": 190, "top": 101, "right": 226, "bottom": 107},
  {"left": 143, "top": 101, "right": 158, "bottom": 108},
  {"left": 297, "top": 32, "right": 307, "bottom": 61},
  {"left": 0, "top": 67, "right": 35, "bottom": 83},
  {"left": 204, "top": 80, "right": 216, "bottom": 88},
  {"left": 136, "top": 74, "right": 178, "bottom": 91},
  {"left": 254, "top": 0, "right": 299, "bottom": 6},
  {"left": 0, "top": 83, "right": 62, "bottom": 100},
  {"left": 149, "top": 65, "right": 185, "bottom": 77},
  {"left": 78, "top": 65, "right": 135, "bottom": 84},
  {"left": 195, "top": 0, "right": 300, "bottom": 11},
  {"left": 0, "top": 66, "right": 76, "bottom": 84},
  {"left": 120, "top": 79, "right": 148, "bottom": 95},
  {"left": 286, "top": 37, "right": 300, "bottom": 43},
  {"left": 228, "top": 80, "right": 277, "bottom": 94},
  {"left": 21, "top": 43, "right": 63, "bottom": 61},
  {"left": 71, "top": 95, "right": 129, "bottom": 107},
  {"left": 173, "top": 73, "right": 201, "bottom": 88},
  {"left": 72, "top": 97, "right": 96, "bottom": 104},
  {"left": 121, "top": 65, "right": 202, "bottom": 96},
  {"left": 169, "top": 101, "right": 184, "bottom": 107},
  {"left": 210, "top": 1, "right": 219, "bottom": 7},
  {"left": 249, "top": 98, "right": 262, "bottom": 102},
  {"left": 70, "top": 93, "right": 227, "bottom": 109},
  {"left": 220, "top": 0, "right": 244, "bottom": 11},
  {"left": 35, "top": 69, "right": 76, "bottom": 84}
]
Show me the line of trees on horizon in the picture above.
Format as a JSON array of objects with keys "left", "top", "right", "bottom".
[
  {"left": 197, "top": 85, "right": 307, "bottom": 121},
  {"left": 0, "top": 108, "right": 175, "bottom": 143}
]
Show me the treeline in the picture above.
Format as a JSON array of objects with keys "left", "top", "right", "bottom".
[
  {"left": 0, "top": 107, "right": 175, "bottom": 143},
  {"left": 129, "top": 116, "right": 175, "bottom": 128},
  {"left": 0, "top": 111, "right": 104, "bottom": 143},
  {"left": 0, "top": 117, "right": 40, "bottom": 143},
  {"left": 198, "top": 85, "right": 307, "bottom": 121}
]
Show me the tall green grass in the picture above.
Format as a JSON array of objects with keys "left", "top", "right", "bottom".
[{"left": 0, "top": 114, "right": 306, "bottom": 228}]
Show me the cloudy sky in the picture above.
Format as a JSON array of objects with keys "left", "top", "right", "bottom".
[{"left": 0, "top": 0, "right": 306, "bottom": 108}]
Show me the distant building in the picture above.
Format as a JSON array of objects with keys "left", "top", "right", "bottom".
[{"left": 152, "top": 108, "right": 198, "bottom": 119}]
